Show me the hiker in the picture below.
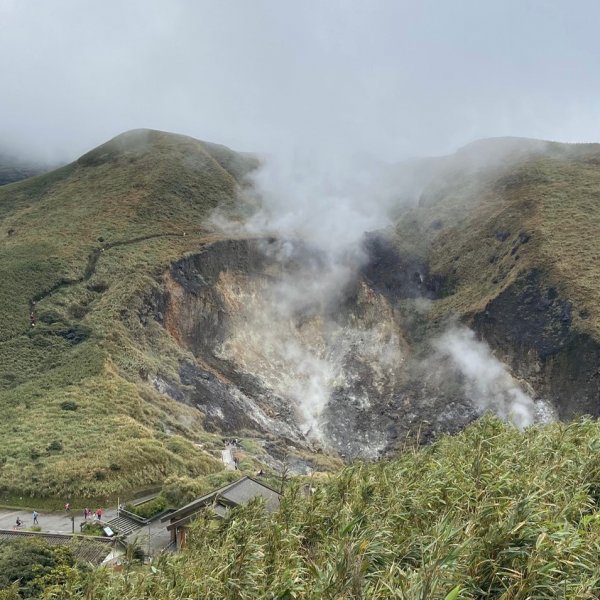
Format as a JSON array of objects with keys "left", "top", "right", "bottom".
[
  {"left": 96, "top": 508, "right": 102, "bottom": 520},
  {"left": 15, "top": 517, "right": 22, "bottom": 528},
  {"left": 30, "top": 312, "right": 36, "bottom": 327},
  {"left": 64, "top": 502, "right": 70, "bottom": 512},
  {"left": 32, "top": 511, "right": 39, "bottom": 525},
  {"left": 83, "top": 508, "right": 88, "bottom": 520}
]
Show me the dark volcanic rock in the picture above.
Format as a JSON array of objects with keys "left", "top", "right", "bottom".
[
  {"left": 154, "top": 236, "right": 481, "bottom": 459},
  {"left": 473, "top": 269, "right": 600, "bottom": 418},
  {"left": 361, "top": 233, "right": 444, "bottom": 300},
  {"left": 474, "top": 269, "right": 573, "bottom": 359},
  {"left": 145, "top": 230, "right": 600, "bottom": 459}
]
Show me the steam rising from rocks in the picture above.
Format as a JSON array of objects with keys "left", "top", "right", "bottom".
[
  {"left": 434, "top": 327, "right": 535, "bottom": 428},
  {"left": 211, "top": 150, "right": 407, "bottom": 446},
  {"left": 243, "top": 151, "right": 400, "bottom": 252},
  {"left": 210, "top": 147, "right": 551, "bottom": 452}
]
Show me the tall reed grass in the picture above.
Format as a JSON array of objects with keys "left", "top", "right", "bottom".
[{"left": 40, "top": 417, "right": 600, "bottom": 598}]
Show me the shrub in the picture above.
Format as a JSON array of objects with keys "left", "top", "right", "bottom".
[
  {"left": 0, "top": 583, "right": 20, "bottom": 599},
  {"left": 47, "top": 440, "right": 63, "bottom": 452},
  {"left": 87, "top": 281, "right": 109, "bottom": 293},
  {"left": 162, "top": 472, "right": 241, "bottom": 507},
  {"left": 60, "top": 400, "right": 78, "bottom": 411},
  {"left": 124, "top": 495, "right": 168, "bottom": 520},
  {"left": 0, "top": 538, "right": 74, "bottom": 596},
  {"left": 123, "top": 542, "right": 145, "bottom": 564},
  {"left": 81, "top": 521, "right": 104, "bottom": 536},
  {"left": 39, "top": 311, "right": 62, "bottom": 325},
  {"left": 161, "top": 475, "right": 206, "bottom": 507},
  {"left": 0, "top": 372, "right": 16, "bottom": 385},
  {"left": 69, "top": 303, "right": 88, "bottom": 319}
]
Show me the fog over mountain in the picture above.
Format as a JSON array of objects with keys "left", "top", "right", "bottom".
[
  {"left": 3, "top": 3, "right": 600, "bottom": 595},
  {"left": 2, "top": 1, "right": 600, "bottom": 163},
  {"left": 1, "top": 0, "right": 596, "bottom": 450}
]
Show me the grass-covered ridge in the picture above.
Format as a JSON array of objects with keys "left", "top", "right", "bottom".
[
  {"left": 34, "top": 418, "right": 600, "bottom": 598},
  {"left": 394, "top": 139, "right": 600, "bottom": 338},
  {"left": 0, "top": 129, "right": 257, "bottom": 501}
]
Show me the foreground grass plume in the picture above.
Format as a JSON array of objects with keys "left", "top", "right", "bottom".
[{"left": 22, "top": 417, "right": 600, "bottom": 599}]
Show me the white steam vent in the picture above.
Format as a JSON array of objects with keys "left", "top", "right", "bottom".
[{"left": 434, "top": 326, "right": 538, "bottom": 428}]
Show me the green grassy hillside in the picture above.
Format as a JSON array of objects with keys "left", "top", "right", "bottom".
[
  {"left": 0, "top": 129, "right": 257, "bottom": 501},
  {"left": 395, "top": 139, "right": 600, "bottom": 338},
  {"left": 21, "top": 417, "right": 600, "bottom": 599},
  {"left": 1, "top": 132, "right": 600, "bottom": 596},
  {"left": 1, "top": 131, "right": 599, "bottom": 502}
]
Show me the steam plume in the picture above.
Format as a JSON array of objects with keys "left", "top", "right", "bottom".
[
  {"left": 434, "top": 326, "right": 535, "bottom": 428},
  {"left": 211, "top": 146, "right": 553, "bottom": 452},
  {"left": 211, "top": 149, "right": 407, "bottom": 446}
]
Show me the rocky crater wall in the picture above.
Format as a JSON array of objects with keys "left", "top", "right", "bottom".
[
  {"left": 157, "top": 237, "right": 477, "bottom": 458},
  {"left": 472, "top": 269, "right": 600, "bottom": 418}
]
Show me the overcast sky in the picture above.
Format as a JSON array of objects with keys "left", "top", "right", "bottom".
[{"left": 1, "top": 0, "right": 600, "bottom": 162}]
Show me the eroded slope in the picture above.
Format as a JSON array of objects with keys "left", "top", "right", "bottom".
[{"left": 157, "top": 237, "right": 476, "bottom": 458}]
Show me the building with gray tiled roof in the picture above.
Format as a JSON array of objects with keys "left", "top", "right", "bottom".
[{"left": 162, "top": 476, "right": 281, "bottom": 549}]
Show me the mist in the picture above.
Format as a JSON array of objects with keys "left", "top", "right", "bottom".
[
  {"left": 3, "top": 1, "right": 600, "bottom": 163},
  {"left": 209, "top": 145, "right": 413, "bottom": 448},
  {"left": 210, "top": 132, "right": 559, "bottom": 445},
  {"left": 243, "top": 150, "right": 401, "bottom": 251},
  {"left": 1, "top": 0, "right": 586, "bottom": 451}
]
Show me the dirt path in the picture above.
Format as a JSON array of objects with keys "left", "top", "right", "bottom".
[
  {"left": 27, "top": 230, "right": 256, "bottom": 317},
  {"left": 29, "top": 231, "right": 198, "bottom": 315},
  {"left": 0, "top": 230, "right": 253, "bottom": 341},
  {"left": 221, "top": 446, "right": 237, "bottom": 470}
]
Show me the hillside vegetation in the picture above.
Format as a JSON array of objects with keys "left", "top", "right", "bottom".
[
  {"left": 0, "top": 129, "right": 257, "bottom": 501},
  {"left": 1, "top": 131, "right": 599, "bottom": 501},
  {"left": 22, "top": 418, "right": 600, "bottom": 599},
  {"left": 395, "top": 138, "right": 600, "bottom": 338}
]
